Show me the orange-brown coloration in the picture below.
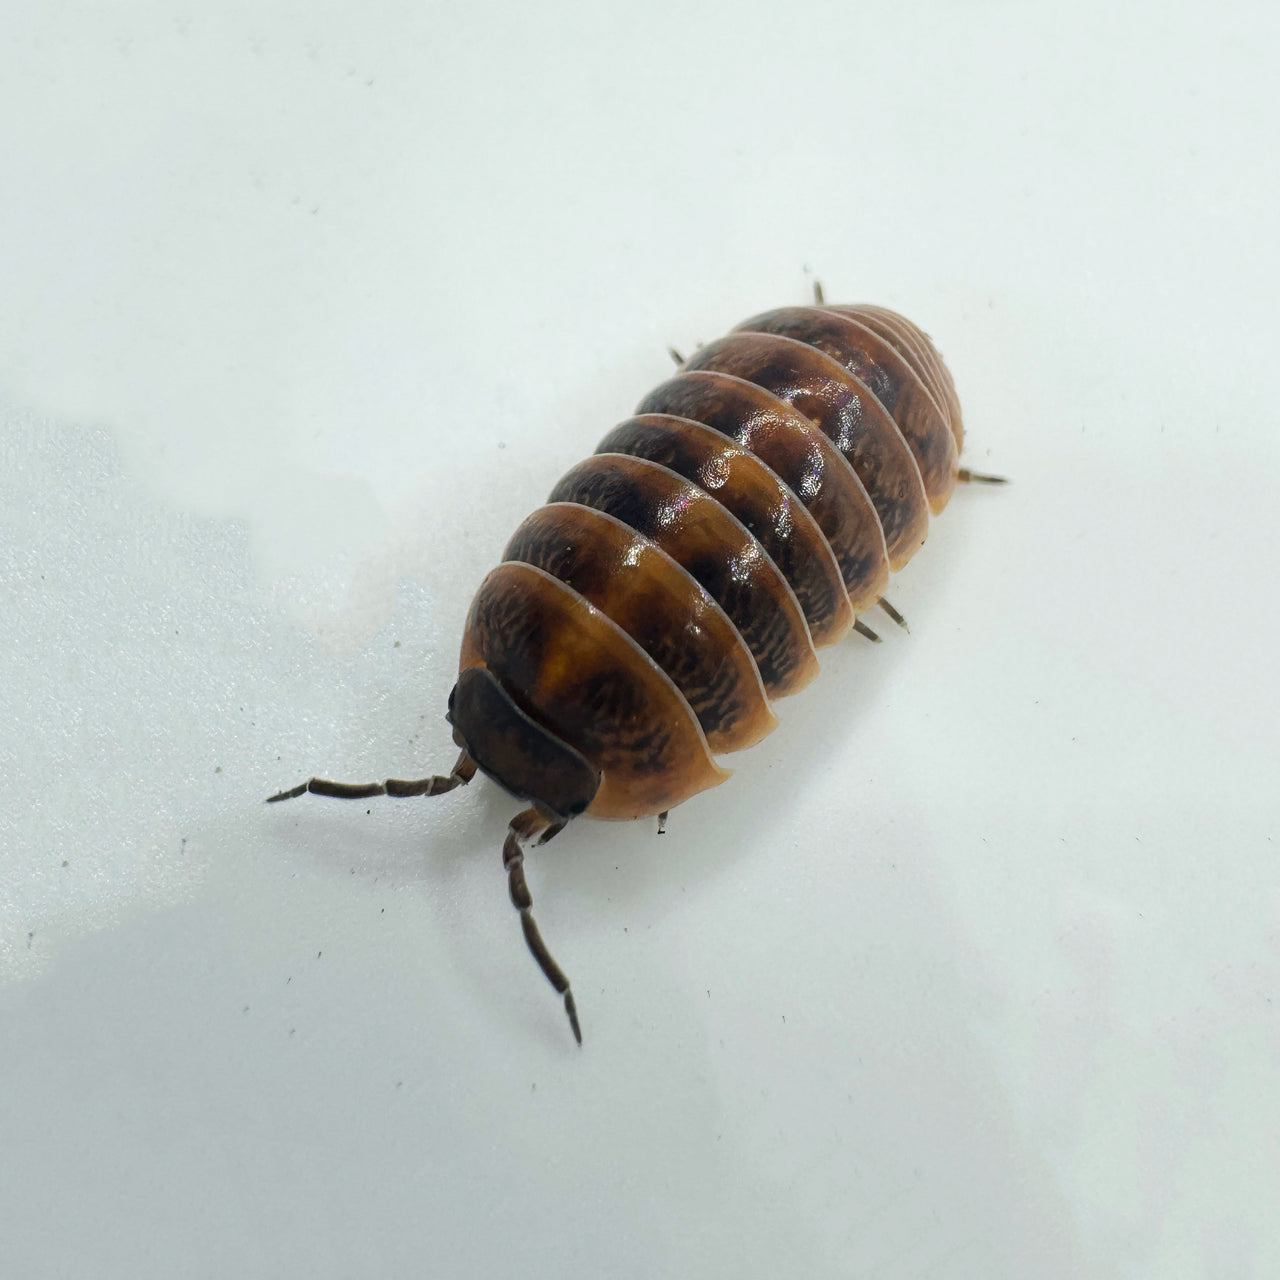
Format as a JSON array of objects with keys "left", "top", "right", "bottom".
[
  {"left": 836, "top": 305, "right": 964, "bottom": 449},
  {"left": 449, "top": 301, "right": 973, "bottom": 822},
  {"left": 682, "top": 331, "right": 931, "bottom": 567},
  {"left": 735, "top": 308, "right": 959, "bottom": 512},
  {"left": 636, "top": 371, "right": 890, "bottom": 611},
  {"left": 503, "top": 502, "right": 776, "bottom": 754},
  {"left": 547, "top": 453, "right": 819, "bottom": 701},
  {"left": 595, "top": 415, "right": 853, "bottom": 646},
  {"left": 459, "top": 562, "right": 728, "bottom": 820}
]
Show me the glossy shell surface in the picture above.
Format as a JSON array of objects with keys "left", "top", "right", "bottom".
[{"left": 459, "top": 303, "right": 963, "bottom": 820}]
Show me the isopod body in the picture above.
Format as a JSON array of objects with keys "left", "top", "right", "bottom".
[{"left": 269, "top": 296, "right": 996, "bottom": 1043}]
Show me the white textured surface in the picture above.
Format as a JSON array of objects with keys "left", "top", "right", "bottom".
[{"left": 2, "top": 2, "right": 1278, "bottom": 1276}]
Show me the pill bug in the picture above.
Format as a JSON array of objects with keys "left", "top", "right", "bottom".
[{"left": 268, "top": 287, "right": 1003, "bottom": 1043}]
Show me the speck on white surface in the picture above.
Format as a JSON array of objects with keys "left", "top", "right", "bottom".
[{"left": 2, "top": 3, "right": 1278, "bottom": 1277}]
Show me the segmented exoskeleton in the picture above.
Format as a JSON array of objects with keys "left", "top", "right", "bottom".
[{"left": 269, "top": 288, "right": 1002, "bottom": 1043}]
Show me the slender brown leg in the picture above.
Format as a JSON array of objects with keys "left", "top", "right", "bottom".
[
  {"left": 853, "top": 618, "right": 882, "bottom": 643},
  {"left": 957, "top": 468, "right": 1009, "bottom": 485},
  {"left": 877, "top": 597, "right": 910, "bottom": 632},
  {"left": 503, "top": 807, "right": 580, "bottom": 1045},
  {"left": 266, "top": 751, "right": 476, "bottom": 803},
  {"left": 813, "top": 279, "right": 826, "bottom": 305},
  {"left": 667, "top": 345, "right": 685, "bottom": 367}
]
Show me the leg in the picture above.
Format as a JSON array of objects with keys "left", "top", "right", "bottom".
[
  {"left": 957, "top": 467, "right": 1008, "bottom": 485},
  {"left": 668, "top": 341, "right": 705, "bottom": 366},
  {"left": 877, "top": 596, "right": 910, "bottom": 632},
  {"left": 657, "top": 810, "right": 668, "bottom": 835},
  {"left": 813, "top": 279, "right": 826, "bottom": 305},
  {"left": 503, "top": 807, "right": 581, "bottom": 1045},
  {"left": 853, "top": 618, "right": 882, "bottom": 643},
  {"left": 266, "top": 751, "right": 476, "bottom": 803}
]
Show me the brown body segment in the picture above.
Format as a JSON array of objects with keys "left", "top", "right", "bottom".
[
  {"left": 548, "top": 453, "right": 819, "bottom": 698},
  {"left": 835, "top": 305, "right": 964, "bottom": 450},
  {"left": 459, "top": 561, "right": 729, "bottom": 820},
  {"left": 595, "top": 414, "right": 853, "bottom": 647},
  {"left": 637, "top": 371, "right": 889, "bottom": 612},
  {"left": 737, "top": 307, "right": 959, "bottom": 514},
  {"left": 681, "top": 331, "right": 930, "bottom": 569},
  {"left": 503, "top": 502, "right": 776, "bottom": 754}
]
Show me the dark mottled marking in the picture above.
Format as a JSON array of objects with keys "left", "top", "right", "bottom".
[
  {"left": 737, "top": 307, "right": 958, "bottom": 511},
  {"left": 684, "top": 332, "right": 929, "bottom": 566},
  {"left": 836, "top": 304, "right": 964, "bottom": 451},
  {"left": 470, "top": 581, "right": 653, "bottom": 764},
  {"left": 596, "top": 415, "right": 850, "bottom": 646},
  {"left": 502, "top": 503, "right": 773, "bottom": 753},
  {"left": 548, "top": 454, "right": 817, "bottom": 698},
  {"left": 637, "top": 371, "right": 890, "bottom": 609},
  {"left": 460, "top": 562, "right": 727, "bottom": 819}
]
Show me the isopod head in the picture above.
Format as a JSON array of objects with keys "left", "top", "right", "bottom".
[{"left": 447, "top": 666, "right": 600, "bottom": 821}]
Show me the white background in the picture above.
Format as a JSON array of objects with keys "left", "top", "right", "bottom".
[{"left": 3, "top": 2, "right": 1277, "bottom": 1276}]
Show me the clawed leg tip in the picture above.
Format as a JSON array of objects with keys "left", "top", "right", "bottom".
[
  {"left": 876, "top": 597, "right": 910, "bottom": 633},
  {"left": 565, "top": 994, "right": 583, "bottom": 1045}
]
